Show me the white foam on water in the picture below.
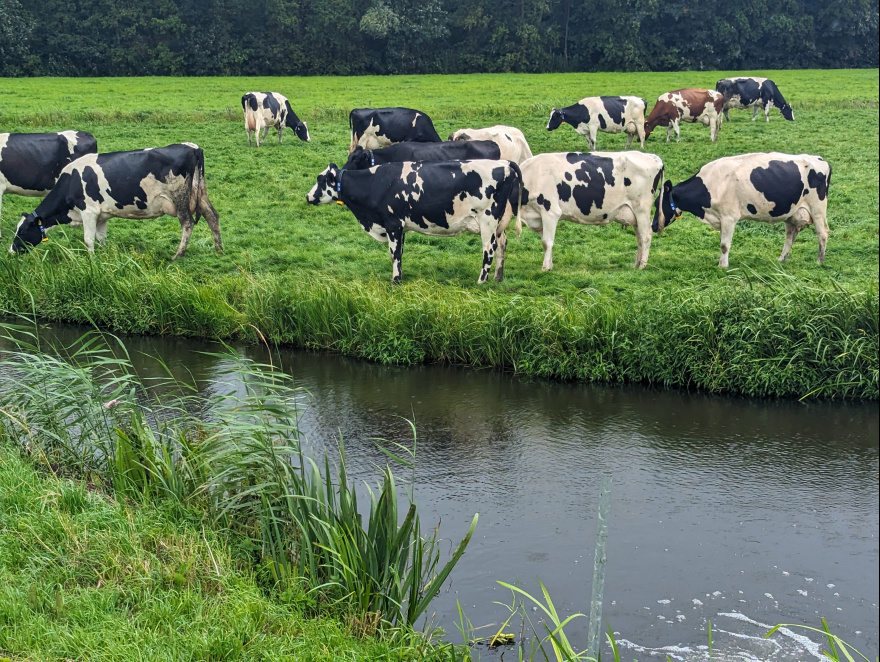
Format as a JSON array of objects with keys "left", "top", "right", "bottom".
[
  {"left": 717, "top": 611, "right": 823, "bottom": 658},
  {"left": 712, "top": 591, "right": 722, "bottom": 597},
  {"left": 764, "top": 592, "right": 774, "bottom": 599},
  {"left": 782, "top": 571, "right": 790, "bottom": 576},
  {"left": 658, "top": 599, "right": 671, "bottom": 604},
  {"left": 826, "top": 584, "right": 835, "bottom": 588},
  {"left": 798, "top": 590, "right": 808, "bottom": 596},
  {"left": 805, "top": 577, "right": 814, "bottom": 582}
]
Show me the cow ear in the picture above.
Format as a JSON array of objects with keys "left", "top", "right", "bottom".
[
  {"left": 664, "top": 180, "right": 672, "bottom": 191},
  {"left": 458, "top": 132, "right": 471, "bottom": 141}
]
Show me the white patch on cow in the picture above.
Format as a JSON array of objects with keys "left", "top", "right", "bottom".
[
  {"left": 59, "top": 130, "right": 80, "bottom": 155},
  {"left": 412, "top": 113, "right": 421, "bottom": 128},
  {"left": 449, "top": 125, "right": 533, "bottom": 163},
  {"left": 356, "top": 119, "right": 392, "bottom": 151}
]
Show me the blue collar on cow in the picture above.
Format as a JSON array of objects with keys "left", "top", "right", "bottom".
[
  {"left": 367, "top": 150, "right": 376, "bottom": 167},
  {"left": 335, "top": 168, "right": 344, "bottom": 193},
  {"left": 558, "top": 110, "right": 565, "bottom": 122},
  {"left": 668, "top": 191, "right": 682, "bottom": 219},
  {"left": 37, "top": 217, "right": 48, "bottom": 242}
]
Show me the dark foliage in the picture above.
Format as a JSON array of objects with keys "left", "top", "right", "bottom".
[{"left": 1, "top": 0, "right": 876, "bottom": 76}]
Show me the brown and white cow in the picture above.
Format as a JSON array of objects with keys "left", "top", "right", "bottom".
[
  {"left": 511, "top": 151, "right": 665, "bottom": 271},
  {"left": 645, "top": 89, "right": 724, "bottom": 142},
  {"left": 447, "top": 125, "right": 533, "bottom": 164},
  {"left": 652, "top": 153, "right": 830, "bottom": 267}
]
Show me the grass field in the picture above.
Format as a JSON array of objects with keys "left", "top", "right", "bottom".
[{"left": 0, "top": 70, "right": 877, "bottom": 398}]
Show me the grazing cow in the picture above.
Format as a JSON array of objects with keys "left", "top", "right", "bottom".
[
  {"left": 513, "top": 151, "right": 665, "bottom": 270},
  {"left": 348, "top": 107, "right": 442, "bottom": 153},
  {"left": 11, "top": 143, "right": 222, "bottom": 260},
  {"left": 0, "top": 131, "right": 97, "bottom": 238},
  {"left": 546, "top": 96, "right": 647, "bottom": 150},
  {"left": 447, "top": 125, "right": 533, "bottom": 164},
  {"left": 306, "top": 160, "right": 521, "bottom": 283},
  {"left": 343, "top": 140, "right": 501, "bottom": 170},
  {"left": 715, "top": 77, "right": 794, "bottom": 122},
  {"left": 644, "top": 89, "right": 724, "bottom": 142},
  {"left": 652, "top": 153, "right": 830, "bottom": 268},
  {"left": 241, "top": 92, "right": 310, "bottom": 147}
]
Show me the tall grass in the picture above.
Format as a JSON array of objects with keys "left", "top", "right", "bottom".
[
  {"left": 2, "top": 246, "right": 876, "bottom": 399},
  {"left": 0, "top": 321, "right": 477, "bottom": 629}
]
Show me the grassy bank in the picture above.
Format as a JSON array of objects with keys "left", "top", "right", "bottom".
[
  {"left": 0, "top": 70, "right": 877, "bottom": 398},
  {"left": 0, "top": 450, "right": 447, "bottom": 661}
]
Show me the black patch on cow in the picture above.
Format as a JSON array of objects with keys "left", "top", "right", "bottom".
[
  {"left": 598, "top": 114, "right": 607, "bottom": 129},
  {"left": 651, "top": 169, "right": 662, "bottom": 194},
  {"left": 261, "top": 93, "right": 281, "bottom": 117},
  {"left": 672, "top": 175, "right": 713, "bottom": 220},
  {"left": 624, "top": 177, "right": 631, "bottom": 187},
  {"left": 563, "top": 153, "right": 615, "bottom": 216},
  {"left": 749, "top": 160, "right": 803, "bottom": 217},
  {"left": 537, "top": 193, "right": 551, "bottom": 211},
  {"left": 81, "top": 165, "right": 104, "bottom": 204},
  {"left": 564, "top": 172, "right": 572, "bottom": 181},
  {"left": 557, "top": 181, "right": 572, "bottom": 203},
  {"left": 726, "top": 78, "right": 761, "bottom": 106},
  {"left": 747, "top": 203, "right": 757, "bottom": 214},
  {"left": 603, "top": 214, "right": 607, "bottom": 219},
  {"left": 807, "top": 168, "right": 829, "bottom": 201},
  {"left": 601, "top": 97, "right": 627, "bottom": 126}
]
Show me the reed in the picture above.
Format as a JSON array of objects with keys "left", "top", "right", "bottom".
[{"left": 0, "top": 322, "right": 477, "bottom": 629}]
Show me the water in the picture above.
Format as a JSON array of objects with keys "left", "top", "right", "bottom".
[{"left": 3, "top": 326, "right": 878, "bottom": 660}]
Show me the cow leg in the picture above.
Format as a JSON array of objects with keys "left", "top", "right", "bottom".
[
  {"left": 813, "top": 210, "right": 829, "bottom": 264},
  {"left": 778, "top": 221, "right": 801, "bottom": 262},
  {"left": 540, "top": 214, "right": 560, "bottom": 271},
  {"left": 81, "top": 213, "right": 98, "bottom": 252},
  {"left": 636, "top": 122, "right": 646, "bottom": 149},
  {"left": 674, "top": 119, "right": 681, "bottom": 142},
  {"left": 764, "top": 104, "right": 771, "bottom": 122},
  {"left": 0, "top": 189, "right": 4, "bottom": 239},
  {"left": 172, "top": 208, "right": 198, "bottom": 260},
  {"left": 625, "top": 131, "right": 633, "bottom": 149},
  {"left": 477, "top": 220, "right": 498, "bottom": 284},
  {"left": 723, "top": 108, "right": 730, "bottom": 122},
  {"left": 665, "top": 125, "right": 671, "bottom": 143},
  {"left": 386, "top": 224, "right": 405, "bottom": 284},
  {"left": 718, "top": 221, "right": 736, "bottom": 268},
  {"left": 588, "top": 127, "right": 597, "bottom": 151},
  {"left": 95, "top": 218, "right": 109, "bottom": 246},
  {"left": 751, "top": 105, "right": 759, "bottom": 121},
  {"left": 277, "top": 124, "right": 284, "bottom": 143},
  {"left": 710, "top": 116, "right": 718, "bottom": 142},
  {"left": 197, "top": 189, "right": 223, "bottom": 253}
]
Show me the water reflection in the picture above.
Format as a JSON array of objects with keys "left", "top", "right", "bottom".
[{"left": 2, "top": 323, "right": 877, "bottom": 659}]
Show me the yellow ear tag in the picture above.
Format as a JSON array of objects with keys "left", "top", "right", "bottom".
[{"left": 336, "top": 200, "right": 345, "bottom": 206}]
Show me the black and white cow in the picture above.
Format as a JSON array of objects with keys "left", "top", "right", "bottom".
[
  {"left": 546, "top": 97, "right": 647, "bottom": 150},
  {"left": 513, "top": 151, "right": 665, "bottom": 270},
  {"left": 241, "top": 92, "right": 310, "bottom": 147},
  {"left": 348, "top": 107, "right": 442, "bottom": 154},
  {"left": 0, "top": 131, "right": 97, "bottom": 238},
  {"left": 306, "top": 160, "right": 521, "bottom": 283},
  {"left": 447, "top": 125, "right": 533, "bottom": 164},
  {"left": 715, "top": 77, "right": 794, "bottom": 122},
  {"left": 343, "top": 140, "right": 500, "bottom": 170},
  {"left": 11, "top": 143, "right": 222, "bottom": 260},
  {"left": 652, "top": 153, "right": 829, "bottom": 267}
]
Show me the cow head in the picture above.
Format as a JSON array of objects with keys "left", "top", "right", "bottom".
[
  {"left": 780, "top": 104, "right": 794, "bottom": 121},
  {"left": 306, "top": 164, "right": 341, "bottom": 205},
  {"left": 343, "top": 147, "right": 376, "bottom": 171},
  {"left": 10, "top": 213, "right": 49, "bottom": 253},
  {"left": 652, "top": 180, "right": 682, "bottom": 233},
  {"left": 293, "top": 121, "right": 310, "bottom": 142},
  {"left": 546, "top": 109, "right": 565, "bottom": 131}
]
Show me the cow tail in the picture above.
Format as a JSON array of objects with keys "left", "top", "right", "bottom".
[
  {"left": 191, "top": 147, "right": 207, "bottom": 222},
  {"left": 507, "top": 161, "right": 524, "bottom": 238},
  {"left": 656, "top": 164, "right": 666, "bottom": 233}
]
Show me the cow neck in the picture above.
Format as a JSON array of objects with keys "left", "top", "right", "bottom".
[{"left": 671, "top": 177, "right": 708, "bottom": 216}]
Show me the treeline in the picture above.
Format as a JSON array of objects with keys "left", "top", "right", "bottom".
[{"left": 1, "top": 0, "right": 877, "bottom": 77}]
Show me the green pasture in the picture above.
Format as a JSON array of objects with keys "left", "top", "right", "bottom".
[{"left": 0, "top": 70, "right": 877, "bottom": 398}]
